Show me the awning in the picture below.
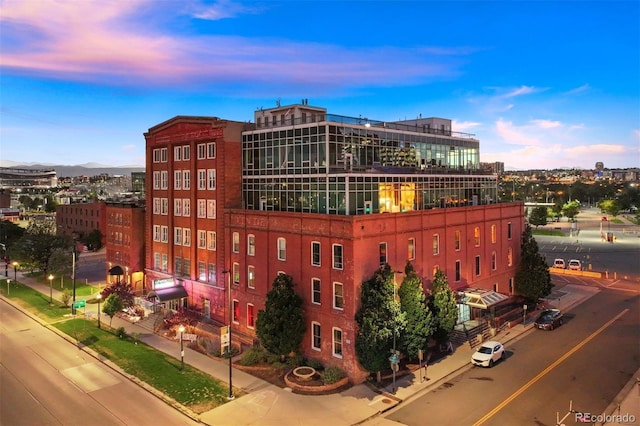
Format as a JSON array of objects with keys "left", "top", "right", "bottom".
[
  {"left": 148, "top": 286, "right": 188, "bottom": 302},
  {"left": 459, "top": 288, "right": 510, "bottom": 309}
]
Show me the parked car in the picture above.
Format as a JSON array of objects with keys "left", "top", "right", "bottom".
[
  {"left": 534, "top": 309, "right": 564, "bottom": 330},
  {"left": 471, "top": 341, "right": 505, "bottom": 368},
  {"left": 568, "top": 259, "right": 582, "bottom": 271},
  {"left": 553, "top": 259, "right": 566, "bottom": 269}
]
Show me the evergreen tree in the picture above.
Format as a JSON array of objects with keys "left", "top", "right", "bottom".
[
  {"left": 515, "top": 224, "right": 553, "bottom": 303},
  {"left": 429, "top": 269, "right": 458, "bottom": 345},
  {"left": 355, "top": 264, "right": 406, "bottom": 380},
  {"left": 529, "top": 206, "right": 548, "bottom": 228},
  {"left": 255, "top": 273, "right": 306, "bottom": 359},
  {"left": 398, "top": 262, "right": 434, "bottom": 360}
]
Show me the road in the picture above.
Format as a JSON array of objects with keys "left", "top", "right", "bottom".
[
  {"left": 0, "top": 300, "right": 198, "bottom": 426},
  {"left": 383, "top": 287, "right": 639, "bottom": 426}
]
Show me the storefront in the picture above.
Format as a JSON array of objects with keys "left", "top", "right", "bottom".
[{"left": 147, "top": 278, "right": 188, "bottom": 312}]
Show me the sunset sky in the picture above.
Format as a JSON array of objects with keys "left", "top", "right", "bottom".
[{"left": 1, "top": 0, "right": 638, "bottom": 170}]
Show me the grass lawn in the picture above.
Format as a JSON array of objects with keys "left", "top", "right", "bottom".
[
  {"left": 532, "top": 229, "right": 565, "bottom": 237},
  {"left": 23, "top": 272, "right": 97, "bottom": 297},
  {"left": 54, "top": 319, "right": 233, "bottom": 413},
  {"left": 1, "top": 281, "right": 69, "bottom": 321}
]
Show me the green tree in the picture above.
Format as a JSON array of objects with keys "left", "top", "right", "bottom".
[
  {"left": 514, "top": 224, "right": 553, "bottom": 303},
  {"left": 398, "top": 262, "right": 434, "bottom": 360},
  {"left": 528, "top": 206, "right": 548, "bottom": 228},
  {"left": 551, "top": 203, "right": 563, "bottom": 221},
  {"left": 101, "top": 280, "right": 135, "bottom": 308},
  {"left": 0, "top": 220, "right": 25, "bottom": 249},
  {"left": 102, "top": 293, "right": 123, "bottom": 327},
  {"left": 47, "top": 248, "right": 74, "bottom": 280},
  {"left": 255, "top": 273, "right": 306, "bottom": 360},
  {"left": 82, "top": 229, "right": 103, "bottom": 251},
  {"left": 11, "top": 220, "right": 71, "bottom": 274},
  {"left": 429, "top": 270, "right": 458, "bottom": 345},
  {"left": 355, "top": 264, "right": 405, "bottom": 382},
  {"left": 598, "top": 199, "right": 621, "bottom": 217},
  {"left": 562, "top": 200, "right": 581, "bottom": 222}
]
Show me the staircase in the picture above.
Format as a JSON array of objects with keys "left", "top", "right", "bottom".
[{"left": 451, "top": 320, "right": 492, "bottom": 349}]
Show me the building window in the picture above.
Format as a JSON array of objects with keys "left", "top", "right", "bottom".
[
  {"left": 174, "top": 170, "right": 182, "bottom": 189},
  {"left": 277, "top": 237, "right": 286, "bottom": 261},
  {"left": 183, "top": 199, "right": 190, "bottom": 217},
  {"left": 408, "top": 238, "right": 415, "bottom": 260},
  {"left": 207, "top": 200, "right": 216, "bottom": 219},
  {"left": 455, "top": 260, "right": 461, "bottom": 281},
  {"left": 183, "top": 228, "right": 191, "bottom": 247},
  {"left": 183, "top": 170, "right": 190, "bottom": 190},
  {"left": 248, "top": 235, "right": 255, "bottom": 256},
  {"left": 174, "top": 257, "right": 182, "bottom": 276},
  {"left": 233, "top": 232, "right": 240, "bottom": 253},
  {"left": 332, "top": 244, "right": 343, "bottom": 270},
  {"left": 160, "top": 171, "right": 168, "bottom": 189},
  {"left": 491, "top": 225, "right": 497, "bottom": 243},
  {"left": 161, "top": 198, "right": 168, "bottom": 215},
  {"left": 207, "top": 169, "right": 216, "bottom": 190},
  {"left": 432, "top": 234, "right": 440, "bottom": 255},
  {"left": 197, "top": 199, "right": 206, "bottom": 218},
  {"left": 207, "top": 142, "right": 216, "bottom": 159},
  {"left": 311, "top": 241, "right": 321, "bottom": 266},
  {"left": 174, "top": 227, "right": 182, "bottom": 245},
  {"left": 198, "top": 169, "right": 206, "bottom": 190},
  {"left": 333, "top": 282, "right": 344, "bottom": 310},
  {"left": 312, "top": 322, "right": 321, "bottom": 351},
  {"left": 493, "top": 283, "right": 498, "bottom": 293},
  {"left": 433, "top": 265, "right": 439, "bottom": 277},
  {"left": 379, "top": 242, "right": 387, "bottom": 266},
  {"left": 491, "top": 251, "right": 497, "bottom": 270},
  {"left": 475, "top": 255, "right": 481, "bottom": 276},
  {"left": 248, "top": 265, "right": 255, "bottom": 289},
  {"left": 233, "top": 262, "right": 239, "bottom": 284},
  {"left": 174, "top": 146, "right": 182, "bottom": 161},
  {"left": 182, "top": 145, "right": 190, "bottom": 161},
  {"left": 509, "top": 278, "right": 514, "bottom": 294},
  {"left": 174, "top": 199, "right": 182, "bottom": 216},
  {"left": 154, "top": 252, "right": 160, "bottom": 269},
  {"left": 197, "top": 143, "right": 206, "bottom": 159},
  {"left": 198, "top": 261, "right": 206, "bottom": 281},
  {"left": 507, "top": 247, "right": 513, "bottom": 267},
  {"left": 247, "top": 304, "right": 255, "bottom": 328},
  {"left": 474, "top": 227, "right": 481, "bottom": 246},
  {"left": 153, "top": 171, "right": 160, "bottom": 189},
  {"left": 232, "top": 300, "right": 239, "bottom": 323},
  {"left": 161, "top": 148, "right": 167, "bottom": 162},
  {"left": 507, "top": 222, "right": 512, "bottom": 240},
  {"left": 454, "top": 230, "right": 461, "bottom": 251},
  {"left": 312, "top": 278, "right": 321, "bottom": 305},
  {"left": 153, "top": 225, "right": 161, "bottom": 242},
  {"left": 207, "top": 231, "right": 216, "bottom": 250},
  {"left": 153, "top": 148, "right": 161, "bottom": 163},
  {"left": 161, "top": 254, "right": 168, "bottom": 272},
  {"left": 161, "top": 226, "right": 168, "bottom": 242},
  {"left": 208, "top": 263, "right": 215, "bottom": 283},
  {"left": 332, "top": 328, "right": 343, "bottom": 358}
]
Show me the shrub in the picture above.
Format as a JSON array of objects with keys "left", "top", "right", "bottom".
[
  {"left": 115, "top": 327, "right": 127, "bottom": 339},
  {"left": 61, "top": 290, "right": 72, "bottom": 307},
  {"left": 322, "top": 366, "right": 346, "bottom": 385},
  {"left": 286, "top": 354, "right": 304, "bottom": 367},
  {"left": 239, "top": 347, "right": 268, "bottom": 366},
  {"left": 305, "top": 357, "right": 324, "bottom": 370},
  {"left": 266, "top": 353, "right": 281, "bottom": 364}
]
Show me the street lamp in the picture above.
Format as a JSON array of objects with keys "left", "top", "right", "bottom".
[
  {"left": 48, "top": 274, "right": 54, "bottom": 304},
  {"left": 223, "top": 269, "right": 234, "bottom": 400},
  {"left": 178, "top": 325, "right": 185, "bottom": 371},
  {"left": 6, "top": 279, "right": 10, "bottom": 296},
  {"left": 12, "top": 262, "right": 18, "bottom": 282},
  {"left": 96, "top": 293, "right": 102, "bottom": 328}
]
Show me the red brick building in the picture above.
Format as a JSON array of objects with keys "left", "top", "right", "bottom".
[
  {"left": 105, "top": 201, "right": 146, "bottom": 293},
  {"left": 56, "top": 201, "right": 106, "bottom": 245},
  {"left": 144, "top": 104, "right": 525, "bottom": 383}
]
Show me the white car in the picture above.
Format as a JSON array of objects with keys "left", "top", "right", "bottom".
[
  {"left": 553, "top": 259, "right": 566, "bottom": 269},
  {"left": 471, "top": 341, "right": 505, "bottom": 368},
  {"left": 568, "top": 259, "right": 582, "bottom": 271}
]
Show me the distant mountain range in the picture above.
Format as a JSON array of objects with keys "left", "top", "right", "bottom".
[{"left": 0, "top": 160, "right": 145, "bottom": 177}]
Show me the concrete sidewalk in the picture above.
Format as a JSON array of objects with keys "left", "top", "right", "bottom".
[{"left": 3, "top": 272, "right": 636, "bottom": 426}]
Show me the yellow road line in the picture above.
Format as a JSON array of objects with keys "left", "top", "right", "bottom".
[{"left": 473, "top": 308, "right": 630, "bottom": 426}]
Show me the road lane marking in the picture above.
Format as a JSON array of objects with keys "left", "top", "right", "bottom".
[{"left": 473, "top": 308, "right": 630, "bottom": 426}]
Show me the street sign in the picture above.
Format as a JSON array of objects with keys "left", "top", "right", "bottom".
[
  {"left": 73, "top": 300, "right": 86, "bottom": 308},
  {"left": 220, "top": 326, "right": 230, "bottom": 352},
  {"left": 182, "top": 333, "right": 197, "bottom": 342},
  {"left": 389, "top": 353, "right": 400, "bottom": 364}
]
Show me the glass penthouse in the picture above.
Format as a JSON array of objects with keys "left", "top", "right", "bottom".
[{"left": 242, "top": 102, "right": 497, "bottom": 215}]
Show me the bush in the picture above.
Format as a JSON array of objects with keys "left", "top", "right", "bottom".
[
  {"left": 305, "top": 357, "right": 324, "bottom": 370},
  {"left": 286, "top": 354, "right": 304, "bottom": 367},
  {"left": 115, "top": 327, "right": 127, "bottom": 339},
  {"left": 61, "top": 289, "right": 71, "bottom": 307},
  {"left": 322, "top": 366, "right": 346, "bottom": 385},
  {"left": 239, "top": 347, "right": 268, "bottom": 366},
  {"left": 266, "top": 353, "right": 282, "bottom": 364}
]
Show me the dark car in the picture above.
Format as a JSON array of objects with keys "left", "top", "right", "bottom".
[{"left": 534, "top": 309, "right": 564, "bottom": 330}]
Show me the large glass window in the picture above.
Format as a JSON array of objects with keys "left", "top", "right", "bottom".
[
  {"left": 332, "top": 327, "right": 343, "bottom": 358},
  {"left": 277, "top": 237, "right": 286, "bottom": 260},
  {"left": 312, "top": 322, "right": 321, "bottom": 351},
  {"left": 311, "top": 241, "right": 321, "bottom": 266},
  {"left": 312, "top": 278, "right": 321, "bottom": 304},
  {"left": 333, "top": 244, "right": 343, "bottom": 269},
  {"left": 333, "top": 282, "right": 344, "bottom": 310}
]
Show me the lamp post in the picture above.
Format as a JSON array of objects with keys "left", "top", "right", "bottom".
[
  {"left": 12, "top": 262, "right": 18, "bottom": 282},
  {"left": 96, "top": 293, "right": 102, "bottom": 328},
  {"left": 48, "top": 274, "right": 54, "bottom": 304},
  {"left": 223, "top": 269, "right": 234, "bottom": 400},
  {"left": 6, "top": 279, "right": 10, "bottom": 296},
  {"left": 72, "top": 247, "right": 77, "bottom": 315},
  {"left": 178, "top": 325, "right": 185, "bottom": 371}
]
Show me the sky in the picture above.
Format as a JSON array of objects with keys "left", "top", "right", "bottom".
[{"left": 1, "top": 0, "right": 638, "bottom": 171}]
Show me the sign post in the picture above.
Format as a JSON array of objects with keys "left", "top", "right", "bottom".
[{"left": 220, "top": 326, "right": 230, "bottom": 354}]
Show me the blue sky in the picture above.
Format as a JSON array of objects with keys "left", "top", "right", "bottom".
[{"left": 1, "top": 0, "right": 638, "bottom": 170}]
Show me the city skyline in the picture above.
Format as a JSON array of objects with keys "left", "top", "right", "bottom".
[{"left": 1, "top": 0, "right": 638, "bottom": 170}]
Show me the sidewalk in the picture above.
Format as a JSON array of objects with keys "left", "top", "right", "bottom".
[{"left": 4, "top": 273, "right": 637, "bottom": 426}]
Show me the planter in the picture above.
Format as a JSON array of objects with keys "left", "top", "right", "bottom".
[{"left": 292, "top": 366, "right": 316, "bottom": 381}]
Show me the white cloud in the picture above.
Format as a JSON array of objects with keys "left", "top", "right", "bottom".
[
  {"left": 565, "top": 84, "right": 590, "bottom": 95},
  {"left": 502, "top": 85, "right": 538, "bottom": 98},
  {"left": 191, "top": 0, "right": 264, "bottom": 20},
  {"left": 452, "top": 120, "right": 482, "bottom": 133},
  {"left": 531, "top": 119, "right": 561, "bottom": 129}
]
